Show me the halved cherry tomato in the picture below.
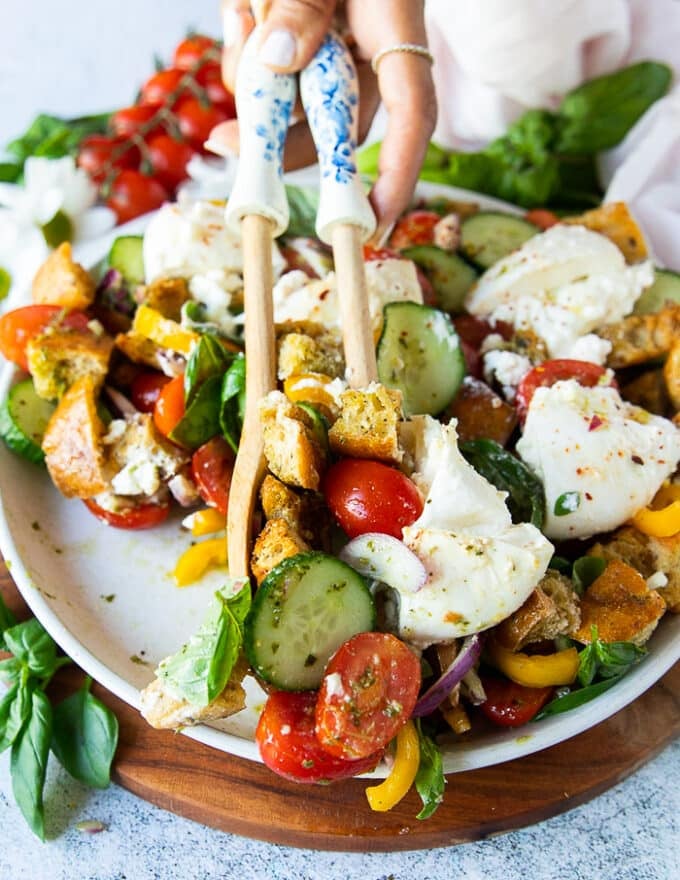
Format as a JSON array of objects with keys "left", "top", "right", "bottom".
[
  {"left": 191, "top": 436, "right": 235, "bottom": 515},
  {"left": 140, "top": 68, "right": 186, "bottom": 107},
  {"left": 322, "top": 458, "right": 423, "bottom": 539},
  {"left": 84, "top": 499, "right": 170, "bottom": 530},
  {"left": 516, "top": 359, "right": 614, "bottom": 422},
  {"left": 525, "top": 209, "right": 560, "bottom": 231},
  {"left": 77, "top": 135, "right": 138, "bottom": 184},
  {"left": 389, "top": 210, "right": 440, "bottom": 250},
  {"left": 153, "top": 374, "right": 185, "bottom": 437},
  {"left": 173, "top": 35, "right": 220, "bottom": 71},
  {"left": 315, "top": 632, "right": 422, "bottom": 759},
  {"left": 174, "top": 97, "right": 232, "bottom": 150},
  {"left": 452, "top": 315, "right": 512, "bottom": 349},
  {"left": 195, "top": 63, "right": 236, "bottom": 116},
  {"left": 130, "top": 371, "right": 171, "bottom": 413},
  {"left": 256, "top": 690, "right": 382, "bottom": 784},
  {"left": 0, "top": 305, "right": 89, "bottom": 371},
  {"left": 146, "top": 134, "right": 196, "bottom": 192},
  {"left": 478, "top": 675, "right": 553, "bottom": 727},
  {"left": 110, "top": 105, "right": 160, "bottom": 138},
  {"left": 106, "top": 170, "right": 169, "bottom": 224}
]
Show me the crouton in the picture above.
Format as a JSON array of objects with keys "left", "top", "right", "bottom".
[
  {"left": 328, "top": 383, "right": 403, "bottom": 464},
  {"left": 32, "top": 242, "right": 95, "bottom": 310},
  {"left": 495, "top": 570, "right": 581, "bottom": 651},
  {"left": 446, "top": 376, "right": 517, "bottom": 446},
  {"left": 26, "top": 326, "right": 114, "bottom": 400},
  {"left": 260, "top": 474, "right": 329, "bottom": 545},
  {"left": 137, "top": 277, "right": 190, "bottom": 321},
  {"left": 277, "top": 327, "right": 344, "bottom": 380},
  {"left": 590, "top": 525, "right": 680, "bottom": 612},
  {"left": 599, "top": 304, "right": 680, "bottom": 368},
  {"left": 104, "top": 413, "right": 188, "bottom": 497},
  {"left": 260, "top": 391, "right": 327, "bottom": 490},
  {"left": 115, "top": 331, "right": 185, "bottom": 376},
  {"left": 663, "top": 340, "right": 680, "bottom": 411},
  {"left": 571, "top": 559, "right": 666, "bottom": 646},
  {"left": 621, "top": 368, "right": 670, "bottom": 417},
  {"left": 250, "top": 518, "right": 310, "bottom": 584},
  {"left": 42, "top": 376, "right": 109, "bottom": 498},
  {"left": 139, "top": 654, "right": 248, "bottom": 730},
  {"left": 563, "top": 202, "right": 648, "bottom": 264}
]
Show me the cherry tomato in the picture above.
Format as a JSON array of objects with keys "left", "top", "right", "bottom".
[
  {"left": 130, "top": 371, "right": 171, "bottom": 413},
  {"left": 389, "top": 210, "right": 440, "bottom": 250},
  {"left": 140, "top": 68, "right": 186, "bottom": 107},
  {"left": 322, "top": 458, "right": 423, "bottom": 539},
  {"left": 106, "top": 170, "right": 168, "bottom": 224},
  {"left": 77, "top": 135, "right": 138, "bottom": 184},
  {"left": 191, "top": 436, "right": 235, "bottom": 515},
  {"left": 452, "top": 315, "right": 513, "bottom": 379},
  {"left": 478, "top": 675, "right": 553, "bottom": 727},
  {"left": 315, "top": 632, "right": 421, "bottom": 759},
  {"left": 174, "top": 97, "right": 232, "bottom": 150},
  {"left": 195, "top": 63, "right": 236, "bottom": 116},
  {"left": 516, "top": 359, "right": 615, "bottom": 422},
  {"left": 153, "top": 374, "right": 185, "bottom": 437},
  {"left": 0, "top": 306, "right": 89, "bottom": 371},
  {"left": 524, "top": 209, "right": 560, "bottom": 231},
  {"left": 362, "top": 244, "right": 400, "bottom": 261},
  {"left": 173, "top": 35, "right": 219, "bottom": 71},
  {"left": 110, "top": 105, "right": 160, "bottom": 138},
  {"left": 256, "top": 690, "right": 382, "bottom": 784},
  {"left": 146, "top": 134, "right": 196, "bottom": 192},
  {"left": 84, "top": 499, "right": 170, "bottom": 530}
]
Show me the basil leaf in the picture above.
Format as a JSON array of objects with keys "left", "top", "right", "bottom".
[
  {"left": 594, "top": 639, "right": 647, "bottom": 680},
  {"left": 3, "top": 618, "right": 58, "bottom": 678},
  {"left": 11, "top": 688, "right": 53, "bottom": 840},
  {"left": 220, "top": 354, "right": 246, "bottom": 453},
  {"left": 184, "top": 334, "right": 234, "bottom": 405},
  {"left": 572, "top": 556, "right": 606, "bottom": 596},
  {"left": 0, "top": 657, "right": 23, "bottom": 684},
  {"left": 0, "top": 162, "right": 21, "bottom": 183},
  {"left": 557, "top": 62, "right": 672, "bottom": 154},
  {"left": 534, "top": 675, "right": 624, "bottom": 720},
  {"left": 0, "top": 594, "right": 18, "bottom": 649},
  {"left": 169, "top": 374, "right": 222, "bottom": 449},
  {"left": 576, "top": 642, "right": 598, "bottom": 687},
  {"left": 7, "top": 112, "right": 111, "bottom": 171},
  {"left": 414, "top": 721, "right": 445, "bottom": 820},
  {"left": 548, "top": 555, "right": 571, "bottom": 575},
  {"left": 157, "top": 580, "right": 251, "bottom": 707},
  {"left": 459, "top": 439, "right": 545, "bottom": 529},
  {"left": 0, "top": 680, "right": 34, "bottom": 753},
  {"left": 285, "top": 185, "right": 320, "bottom": 239},
  {"left": 51, "top": 678, "right": 118, "bottom": 789}
]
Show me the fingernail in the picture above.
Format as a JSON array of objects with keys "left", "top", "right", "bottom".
[
  {"left": 222, "top": 7, "right": 241, "bottom": 48},
  {"left": 258, "top": 29, "right": 297, "bottom": 68}
]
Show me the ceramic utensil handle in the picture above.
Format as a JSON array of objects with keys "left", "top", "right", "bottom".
[
  {"left": 299, "top": 32, "right": 376, "bottom": 244},
  {"left": 224, "top": 26, "right": 296, "bottom": 234}
]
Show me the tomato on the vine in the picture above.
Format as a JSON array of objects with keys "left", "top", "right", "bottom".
[
  {"left": 516, "top": 359, "right": 615, "bottom": 422},
  {"left": 105, "top": 169, "right": 168, "bottom": 224},
  {"left": 322, "top": 458, "right": 423, "bottom": 539},
  {"left": 153, "top": 374, "right": 185, "bottom": 438},
  {"left": 110, "top": 105, "right": 160, "bottom": 138},
  {"left": 140, "top": 68, "right": 186, "bottom": 108},
  {"left": 173, "top": 35, "right": 219, "bottom": 71},
  {"left": 0, "top": 306, "right": 89, "bottom": 371},
  {"left": 256, "top": 690, "right": 383, "bottom": 784},
  {"left": 191, "top": 436, "right": 235, "bottom": 515},
  {"left": 146, "top": 134, "right": 196, "bottom": 192},
  {"left": 174, "top": 97, "right": 232, "bottom": 150},
  {"left": 84, "top": 499, "right": 170, "bottom": 530},
  {"left": 77, "top": 135, "right": 138, "bottom": 184},
  {"left": 478, "top": 675, "right": 553, "bottom": 727},
  {"left": 130, "top": 371, "right": 171, "bottom": 414}
]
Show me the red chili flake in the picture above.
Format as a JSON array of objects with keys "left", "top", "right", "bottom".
[
  {"left": 588, "top": 415, "right": 604, "bottom": 431},
  {"left": 631, "top": 455, "right": 644, "bottom": 465},
  {"left": 585, "top": 492, "right": 593, "bottom": 500}
]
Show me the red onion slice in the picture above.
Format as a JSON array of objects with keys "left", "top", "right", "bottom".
[
  {"left": 338, "top": 532, "right": 427, "bottom": 593},
  {"left": 412, "top": 633, "right": 484, "bottom": 717}
]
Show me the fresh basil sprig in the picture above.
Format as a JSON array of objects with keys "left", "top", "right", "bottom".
[
  {"left": 0, "top": 594, "right": 119, "bottom": 839},
  {"left": 414, "top": 720, "right": 445, "bottom": 820},
  {"left": 577, "top": 626, "right": 647, "bottom": 687}
]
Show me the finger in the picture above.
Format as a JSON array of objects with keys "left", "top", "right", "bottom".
[
  {"left": 221, "top": 0, "right": 255, "bottom": 93},
  {"left": 256, "top": 0, "right": 337, "bottom": 72},
  {"left": 206, "top": 119, "right": 241, "bottom": 157}
]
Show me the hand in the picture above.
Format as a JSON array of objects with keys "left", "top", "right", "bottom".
[{"left": 215, "top": 0, "right": 436, "bottom": 241}]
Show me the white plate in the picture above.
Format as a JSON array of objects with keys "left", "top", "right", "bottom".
[{"left": 0, "top": 183, "right": 678, "bottom": 776}]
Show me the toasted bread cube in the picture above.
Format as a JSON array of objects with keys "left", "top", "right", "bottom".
[
  {"left": 663, "top": 340, "right": 680, "bottom": 411},
  {"left": 115, "top": 331, "right": 184, "bottom": 375},
  {"left": 32, "top": 242, "right": 95, "bottom": 310},
  {"left": 260, "top": 391, "right": 327, "bottom": 490},
  {"left": 42, "top": 376, "right": 109, "bottom": 498},
  {"left": 251, "top": 518, "right": 310, "bottom": 584},
  {"left": 328, "top": 382, "right": 403, "bottom": 464},
  {"left": 277, "top": 327, "right": 344, "bottom": 380},
  {"left": 139, "top": 655, "right": 248, "bottom": 730},
  {"left": 563, "top": 202, "right": 648, "bottom": 264},
  {"left": 600, "top": 304, "right": 680, "bottom": 368},
  {"left": 571, "top": 559, "right": 666, "bottom": 646},
  {"left": 260, "top": 474, "right": 329, "bottom": 545},
  {"left": 495, "top": 570, "right": 581, "bottom": 651},
  {"left": 26, "top": 326, "right": 114, "bottom": 400},
  {"left": 621, "top": 368, "right": 670, "bottom": 417},
  {"left": 138, "top": 277, "right": 190, "bottom": 322},
  {"left": 446, "top": 376, "right": 518, "bottom": 446},
  {"left": 105, "top": 413, "right": 188, "bottom": 497}
]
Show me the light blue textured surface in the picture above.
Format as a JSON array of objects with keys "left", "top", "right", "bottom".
[{"left": 1, "top": 740, "right": 678, "bottom": 880}]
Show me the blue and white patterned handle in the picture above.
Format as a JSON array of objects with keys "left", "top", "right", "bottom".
[
  {"left": 224, "top": 26, "right": 296, "bottom": 235},
  {"left": 300, "top": 32, "right": 376, "bottom": 245}
]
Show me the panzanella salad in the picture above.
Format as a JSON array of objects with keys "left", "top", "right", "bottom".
[{"left": 2, "top": 189, "right": 680, "bottom": 817}]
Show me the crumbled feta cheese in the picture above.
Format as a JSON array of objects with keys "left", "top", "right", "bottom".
[
  {"left": 324, "top": 672, "right": 346, "bottom": 699},
  {"left": 483, "top": 349, "right": 532, "bottom": 400},
  {"left": 647, "top": 571, "right": 669, "bottom": 591}
]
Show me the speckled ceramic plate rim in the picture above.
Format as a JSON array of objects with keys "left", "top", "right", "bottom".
[{"left": 0, "top": 177, "right": 678, "bottom": 776}]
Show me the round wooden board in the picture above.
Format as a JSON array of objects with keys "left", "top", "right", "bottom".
[{"left": 2, "top": 563, "right": 678, "bottom": 852}]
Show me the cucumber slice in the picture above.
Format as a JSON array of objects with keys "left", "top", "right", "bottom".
[
  {"left": 244, "top": 551, "right": 375, "bottom": 690},
  {"left": 633, "top": 268, "right": 680, "bottom": 315},
  {"left": 402, "top": 245, "right": 478, "bottom": 313},
  {"left": 108, "top": 235, "right": 145, "bottom": 286},
  {"left": 0, "top": 379, "right": 56, "bottom": 463},
  {"left": 460, "top": 212, "right": 538, "bottom": 269},
  {"left": 296, "top": 402, "right": 329, "bottom": 452},
  {"left": 377, "top": 301, "right": 465, "bottom": 416}
]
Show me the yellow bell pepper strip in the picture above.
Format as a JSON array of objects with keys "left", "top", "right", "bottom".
[
  {"left": 653, "top": 483, "right": 680, "bottom": 507},
  {"left": 283, "top": 372, "right": 337, "bottom": 411},
  {"left": 182, "top": 508, "right": 227, "bottom": 537},
  {"left": 487, "top": 639, "right": 579, "bottom": 688},
  {"left": 132, "top": 304, "right": 199, "bottom": 356},
  {"left": 632, "top": 484, "right": 680, "bottom": 537},
  {"left": 173, "top": 537, "right": 227, "bottom": 587},
  {"left": 365, "top": 720, "right": 420, "bottom": 812}
]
